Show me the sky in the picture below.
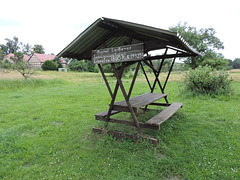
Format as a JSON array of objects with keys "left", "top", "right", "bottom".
[{"left": 0, "top": 0, "right": 239, "bottom": 60}]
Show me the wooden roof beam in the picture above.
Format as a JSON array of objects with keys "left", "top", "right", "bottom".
[{"left": 144, "top": 52, "right": 192, "bottom": 60}]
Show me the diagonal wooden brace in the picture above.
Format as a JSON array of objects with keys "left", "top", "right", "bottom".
[
  {"left": 162, "top": 51, "right": 178, "bottom": 91},
  {"left": 105, "top": 63, "right": 125, "bottom": 122},
  {"left": 127, "top": 62, "right": 140, "bottom": 99},
  {"left": 149, "top": 48, "right": 169, "bottom": 104},
  {"left": 111, "top": 63, "right": 141, "bottom": 132},
  {"left": 98, "top": 64, "right": 113, "bottom": 98}
]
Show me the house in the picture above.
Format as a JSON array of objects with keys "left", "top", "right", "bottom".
[
  {"left": 3, "top": 53, "right": 30, "bottom": 63},
  {"left": 28, "top": 53, "right": 66, "bottom": 68}
]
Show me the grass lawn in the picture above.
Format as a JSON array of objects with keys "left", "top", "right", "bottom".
[{"left": 0, "top": 70, "right": 240, "bottom": 179}]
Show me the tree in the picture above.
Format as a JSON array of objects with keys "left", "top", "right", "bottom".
[
  {"left": 0, "top": 49, "right": 5, "bottom": 70},
  {"left": 10, "top": 52, "right": 34, "bottom": 79},
  {"left": 68, "top": 60, "right": 97, "bottom": 72},
  {"left": 161, "top": 59, "right": 172, "bottom": 72},
  {"left": 169, "top": 22, "right": 224, "bottom": 69},
  {"left": 101, "top": 64, "right": 112, "bottom": 73},
  {"left": 227, "top": 59, "right": 233, "bottom": 68},
  {"left": 22, "top": 43, "right": 32, "bottom": 56},
  {"left": 0, "top": 59, "right": 12, "bottom": 70},
  {"left": 69, "top": 61, "right": 86, "bottom": 71},
  {"left": 233, "top": 58, "right": 240, "bottom": 69},
  {"left": 0, "top": 36, "right": 22, "bottom": 54},
  {"left": 0, "top": 49, "right": 5, "bottom": 61},
  {"left": 32, "top": 44, "right": 45, "bottom": 54},
  {"left": 0, "top": 44, "right": 8, "bottom": 55},
  {"left": 86, "top": 60, "right": 95, "bottom": 72},
  {"left": 201, "top": 52, "right": 230, "bottom": 70}
]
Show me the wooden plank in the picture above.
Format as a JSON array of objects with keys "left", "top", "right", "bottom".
[
  {"left": 95, "top": 110, "right": 120, "bottom": 120},
  {"left": 96, "top": 117, "right": 159, "bottom": 130},
  {"left": 113, "top": 93, "right": 167, "bottom": 110},
  {"left": 112, "top": 105, "right": 137, "bottom": 113},
  {"left": 92, "top": 127, "right": 158, "bottom": 145},
  {"left": 144, "top": 52, "right": 192, "bottom": 61},
  {"left": 149, "top": 102, "right": 171, "bottom": 106},
  {"left": 146, "top": 103, "right": 183, "bottom": 126}
]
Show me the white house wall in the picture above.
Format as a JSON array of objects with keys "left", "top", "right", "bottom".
[{"left": 28, "top": 55, "right": 41, "bottom": 68}]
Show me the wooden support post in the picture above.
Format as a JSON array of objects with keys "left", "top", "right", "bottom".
[
  {"left": 128, "top": 62, "right": 140, "bottom": 99},
  {"left": 143, "top": 60, "right": 158, "bottom": 73},
  {"left": 163, "top": 51, "right": 178, "bottom": 91},
  {"left": 150, "top": 48, "right": 168, "bottom": 93},
  {"left": 149, "top": 60, "right": 164, "bottom": 93},
  {"left": 105, "top": 64, "right": 125, "bottom": 122},
  {"left": 149, "top": 48, "right": 169, "bottom": 104},
  {"left": 140, "top": 62, "right": 152, "bottom": 90},
  {"left": 98, "top": 64, "right": 113, "bottom": 98}
]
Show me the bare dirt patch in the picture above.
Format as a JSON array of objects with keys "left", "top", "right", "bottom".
[
  {"left": 0, "top": 70, "right": 24, "bottom": 80},
  {"left": 0, "top": 70, "right": 54, "bottom": 80}
]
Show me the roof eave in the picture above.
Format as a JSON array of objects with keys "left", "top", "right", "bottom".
[
  {"left": 57, "top": 17, "right": 201, "bottom": 60},
  {"left": 57, "top": 18, "right": 103, "bottom": 58}
]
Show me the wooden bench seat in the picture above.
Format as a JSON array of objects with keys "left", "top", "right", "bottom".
[
  {"left": 95, "top": 102, "right": 183, "bottom": 130},
  {"left": 95, "top": 110, "right": 120, "bottom": 120},
  {"left": 113, "top": 93, "right": 167, "bottom": 112},
  {"left": 146, "top": 103, "right": 183, "bottom": 129}
]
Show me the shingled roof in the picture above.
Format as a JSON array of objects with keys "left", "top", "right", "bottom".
[
  {"left": 4, "top": 53, "right": 30, "bottom": 63},
  {"left": 32, "top": 53, "right": 66, "bottom": 64},
  {"left": 57, "top": 17, "right": 200, "bottom": 60}
]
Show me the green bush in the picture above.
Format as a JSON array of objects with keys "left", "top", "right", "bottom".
[
  {"left": 184, "top": 65, "right": 233, "bottom": 96},
  {"left": 53, "top": 57, "right": 63, "bottom": 68},
  {"left": 69, "top": 60, "right": 98, "bottom": 72},
  {"left": 41, "top": 60, "right": 58, "bottom": 71},
  {"left": 101, "top": 64, "right": 112, "bottom": 73},
  {"left": 93, "top": 66, "right": 99, "bottom": 73},
  {"left": 69, "top": 61, "right": 85, "bottom": 71}
]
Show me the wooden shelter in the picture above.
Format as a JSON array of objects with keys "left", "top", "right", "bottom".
[{"left": 58, "top": 17, "right": 200, "bottom": 142}]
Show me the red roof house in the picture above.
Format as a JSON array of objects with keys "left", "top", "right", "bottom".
[
  {"left": 28, "top": 53, "right": 66, "bottom": 68},
  {"left": 4, "top": 53, "right": 30, "bottom": 63}
]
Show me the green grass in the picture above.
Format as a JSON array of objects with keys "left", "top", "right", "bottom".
[
  {"left": 0, "top": 78, "right": 64, "bottom": 91},
  {"left": 0, "top": 73, "right": 240, "bottom": 179}
]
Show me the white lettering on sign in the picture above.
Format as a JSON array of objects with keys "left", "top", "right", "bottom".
[{"left": 92, "top": 43, "right": 144, "bottom": 64}]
